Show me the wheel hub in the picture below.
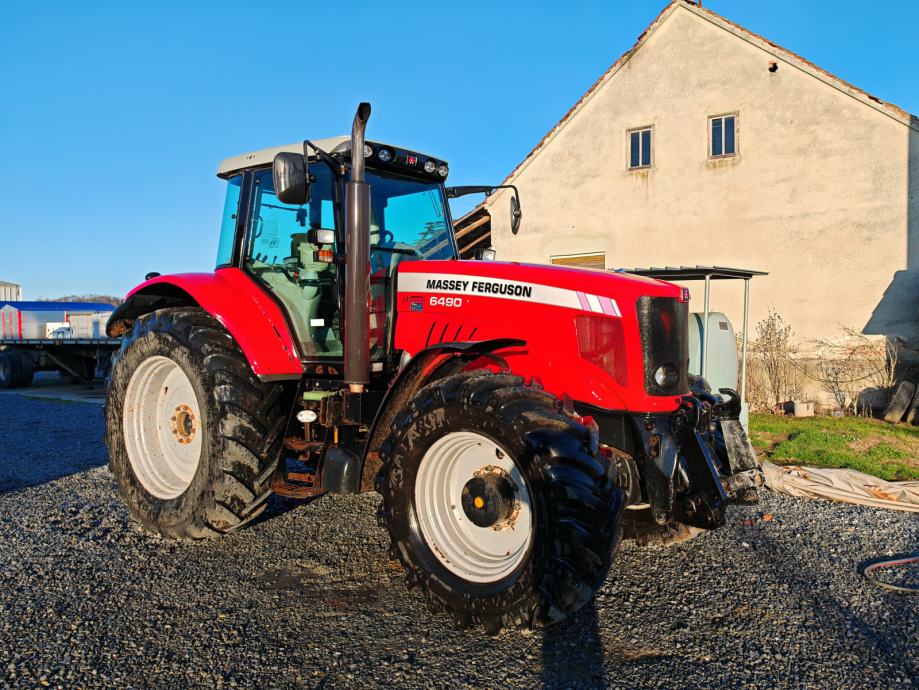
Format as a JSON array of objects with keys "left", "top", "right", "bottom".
[
  {"left": 171, "top": 404, "right": 197, "bottom": 445},
  {"left": 122, "top": 355, "right": 203, "bottom": 500},
  {"left": 461, "top": 467, "right": 519, "bottom": 529},
  {"left": 414, "top": 431, "right": 533, "bottom": 583}
]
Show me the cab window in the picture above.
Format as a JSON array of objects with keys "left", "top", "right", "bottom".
[
  {"left": 216, "top": 175, "right": 242, "bottom": 267},
  {"left": 244, "top": 165, "right": 342, "bottom": 357}
]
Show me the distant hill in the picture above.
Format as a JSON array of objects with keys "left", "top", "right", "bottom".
[{"left": 39, "top": 294, "right": 124, "bottom": 307}]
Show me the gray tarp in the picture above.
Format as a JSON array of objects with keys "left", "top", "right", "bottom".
[{"left": 762, "top": 461, "right": 919, "bottom": 513}]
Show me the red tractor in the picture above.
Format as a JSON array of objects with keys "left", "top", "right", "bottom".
[{"left": 105, "top": 103, "right": 760, "bottom": 632}]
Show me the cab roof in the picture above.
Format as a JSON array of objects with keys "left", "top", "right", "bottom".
[{"left": 216, "top": 136, "right": 445, "bottom": 178}]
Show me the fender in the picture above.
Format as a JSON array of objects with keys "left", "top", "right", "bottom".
[
  {"left": 107, "top": 268, "right": 303, "bottom": 379},
  {"left": 358, "top": 337, "right": 526, "bottom": 492}
]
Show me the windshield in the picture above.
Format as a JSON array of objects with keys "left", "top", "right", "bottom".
[{"left": 366, "top": 169, "right": 456, "bottom": 265}]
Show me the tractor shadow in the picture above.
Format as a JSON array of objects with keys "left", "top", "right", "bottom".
[
  {"left": 0, "top": 392, "right": 107, "bottom": 494},
  {"left": 724, "top": 514, "right": 919, "bottom": 681},
  {"left": 251, "top": 492, "right": 323, "bottom": 526},
  {"left": 541, "top": 601, "right": 608, "bottom": 688}
]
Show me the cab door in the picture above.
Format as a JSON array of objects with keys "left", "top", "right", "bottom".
[{"left": 242, "top": 165, "right": 343, "bottom": 358}]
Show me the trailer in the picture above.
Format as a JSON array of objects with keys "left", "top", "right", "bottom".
[{"left": 0, "top": 301, "right": 118, "bottom": 388}]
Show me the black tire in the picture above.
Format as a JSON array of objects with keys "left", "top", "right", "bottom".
[
  {"left": 380, "top": 370, "right": 624, "bottom": 633},
  {"left": 105, "top": 307, "right": 286, "bottom": 540},
  {"left": 16, "top": 352, "right": 34, "bottom": 387},
  {"left": 0, "top": 351, "right": 33, "bottom": 388},
  {"left": 0, "top": 352, "right": 14, "bottom": 388}
]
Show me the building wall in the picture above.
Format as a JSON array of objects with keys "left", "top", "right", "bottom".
[
  {"left": 488, "top": 6, "right": 916, "bottom": 348},
  {"left": 0, "top": 282, "right": 23, "bottom": 302}
]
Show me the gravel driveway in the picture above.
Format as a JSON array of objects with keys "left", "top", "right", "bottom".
[{"left": 0, "top": 393, "right": 916, "bottom": 689}]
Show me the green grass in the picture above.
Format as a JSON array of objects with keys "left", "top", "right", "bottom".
[{"left": 748, "top": 412, "right": 919, "bottom": 482}]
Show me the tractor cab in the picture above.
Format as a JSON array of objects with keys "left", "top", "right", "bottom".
[{"left": 215, "top": 136, "right": 458, "bottom": 365}]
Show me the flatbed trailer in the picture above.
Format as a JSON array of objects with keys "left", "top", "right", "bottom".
[
  {"left": 0, "top": 338, "right": 119, "bottom": 388},
  {"left": 0, "top": 300, "right": 119, "bottom": 388}
]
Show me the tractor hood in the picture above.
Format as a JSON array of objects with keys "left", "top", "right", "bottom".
[
  {"left": 395, "top": 259, "right": 683, "bottom": 310},
  {"left": 394, "top": 259, "right": 688, "bottom": 413}
]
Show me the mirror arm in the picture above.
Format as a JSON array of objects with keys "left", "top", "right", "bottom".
[
  {"left": 446, "top": 184, "right": 520, "bottom": 206},
  {"left": 304, "top": 140, "right": 346, "bottom": 177}
]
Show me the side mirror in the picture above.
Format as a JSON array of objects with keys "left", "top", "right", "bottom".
[
  {"left": 272, "top": 152, "right": 310, "bottom": 205},
  {"left": 510, "top": 195, "right": 522, "bottom": 235}
]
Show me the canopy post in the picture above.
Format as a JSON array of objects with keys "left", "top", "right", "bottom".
[
  {"left": 740, "top": 278, "right": 750, "bottom": 402},
  {"left": 702, "top": 274, "right": 711, "bottom": 380}
]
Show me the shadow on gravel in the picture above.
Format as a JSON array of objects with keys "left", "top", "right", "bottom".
[
  {"left": 0, "top": 394, "right": 108, "bottom": 494},
  {"left": 747, "top": 517, "right": 919, "bottom": 678},
  {"left": 250, "top": 493, "right": 324, "bottom": 528},
  {"left": 541, "top": 601, "right": 607, "bottom": 688}
]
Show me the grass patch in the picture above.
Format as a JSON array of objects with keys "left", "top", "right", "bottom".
[{"left": 749, "top": 413, "right": 919, "bottom": 482}]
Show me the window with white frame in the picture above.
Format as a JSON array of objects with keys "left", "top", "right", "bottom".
[
  {"left": 710, "top": 114, "right": 737, "bottom": 158},
  {"left": 628, "top": 127, "right": 653, "bottom": 169}
]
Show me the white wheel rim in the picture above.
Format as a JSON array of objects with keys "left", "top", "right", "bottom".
[
  {"left": 415, "top": 431, "right": 533, "bottom": 583},
  {"left": 123, "top": 355, "right": 203, "bottom": 500}
]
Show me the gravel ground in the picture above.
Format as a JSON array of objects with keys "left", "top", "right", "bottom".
[{"left": 0, "top": 394, "right": 916, "bottom": 689}]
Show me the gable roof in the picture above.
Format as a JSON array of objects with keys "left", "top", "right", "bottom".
[{"left": 500, "top": 0, "right": 916, "bottom": 187}]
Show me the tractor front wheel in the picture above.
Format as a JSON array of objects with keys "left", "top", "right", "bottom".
[
  {"left": 380, "top": 371, "right": 624, "bottom": 633},
  {"left": 105, "top": 308, "right": 285, "bottom": 539}
]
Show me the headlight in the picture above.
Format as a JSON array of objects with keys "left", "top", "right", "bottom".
[
  {"left": 309, "top": 228, "right": 335, "bottom": 245},
  {"left": 653, "top": 364, "right": 678, "bottom": 388},
  {"left": 377, "top": 148, "right": 393, "bottom": 163},
  {"left": 423, "top": 160, "right": 436, "bottom": 173},
  {"left": 437, "top": 164, "right": 449, "bottom": 177}
]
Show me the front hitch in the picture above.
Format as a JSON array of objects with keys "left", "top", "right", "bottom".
[{"left": 632, "top": 384, "right": 763, "bottom": 529}]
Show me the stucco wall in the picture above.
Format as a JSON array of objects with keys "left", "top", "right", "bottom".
[{"left": 488, "top": 5, "right": 915, "bottom": 348}]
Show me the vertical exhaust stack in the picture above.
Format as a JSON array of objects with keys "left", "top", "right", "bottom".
[{"left": 344, "top": 102, "right": 372, "bottom": 393}]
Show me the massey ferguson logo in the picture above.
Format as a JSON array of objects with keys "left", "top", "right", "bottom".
[{"left": 425, "top": 278, "right": 533, "bottom": 299}]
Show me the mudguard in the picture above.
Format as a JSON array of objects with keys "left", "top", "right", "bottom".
[
  {"left": 106, "top": 268, "right": 303, "bottom": 379},
  {"left": 358, "top": 338, "right": 526, "bottom": 491}
]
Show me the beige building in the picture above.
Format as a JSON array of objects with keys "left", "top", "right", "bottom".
[{"left": 485, "top": 0, "right": 919, "bottom": 352}]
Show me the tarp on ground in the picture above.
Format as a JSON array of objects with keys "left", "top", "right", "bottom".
[{"left": 762, "top": 461, "right": 919, "bottom": 513}]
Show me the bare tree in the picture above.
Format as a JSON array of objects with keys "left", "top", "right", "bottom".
[
  {"left": 748, "top": 310, "right": 801, "bottom": 408},
  {"left": 812, "top": 329, "right": 900, "bottom": 414}
]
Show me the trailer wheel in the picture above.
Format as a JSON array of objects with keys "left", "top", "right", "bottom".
[
  {"left": 0, "top": 351, "right": 33, "bottom": 388},
  {"left": 380, "top": 370, "right": 624, "bottom": 633},
  {"left": 0, "top": 352, "right": 15, "bottom": 388},
  {"left": 105, "top": 308, "right": 285, "bottom": 540}
]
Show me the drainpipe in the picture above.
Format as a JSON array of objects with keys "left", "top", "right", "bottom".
[{"left": 344, "top": 102, "right": 372, "bottom": 393}]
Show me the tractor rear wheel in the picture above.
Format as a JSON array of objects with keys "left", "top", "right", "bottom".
[
  {"left": 380, "top": 370, "right": 624, "bottom": 633},
  {"left": 105, "top": 308, "right": 285, "bottom": 539}
]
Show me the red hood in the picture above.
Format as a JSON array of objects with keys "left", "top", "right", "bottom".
[{"left": 397, "top": 260, "right": 681, "bottom": 301}]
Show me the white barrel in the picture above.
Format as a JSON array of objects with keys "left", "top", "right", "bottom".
[{"left": 688, "top": 311, "right": 738, "bottom": 393}]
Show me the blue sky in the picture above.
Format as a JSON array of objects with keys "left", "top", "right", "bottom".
[{"left": 1, "top": 0, "right": 916, "bottom": 298}]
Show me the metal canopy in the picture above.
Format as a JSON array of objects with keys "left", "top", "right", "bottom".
[
  {"left": 617, "top": 265, "right": 768, "bottom": 281},
  {"left": 613, "top": 265, "right": 768, "bottom": 410}
]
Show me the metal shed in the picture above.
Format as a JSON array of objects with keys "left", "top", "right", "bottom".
[{"left": 616, "top": 265, "right": 767, "bottom": 407}]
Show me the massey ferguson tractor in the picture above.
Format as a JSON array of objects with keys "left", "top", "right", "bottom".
[{"left": 105, "top": 103, "right": 761, "bottom": 633}]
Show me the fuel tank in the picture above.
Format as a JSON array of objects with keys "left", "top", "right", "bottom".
[{"left": 394, "top": 260, "right": 689, "bottom": 413}]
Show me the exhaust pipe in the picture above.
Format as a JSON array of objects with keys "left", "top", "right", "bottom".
[{"left": 344, "top": 102, "right": 372, "bottom": 393}]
